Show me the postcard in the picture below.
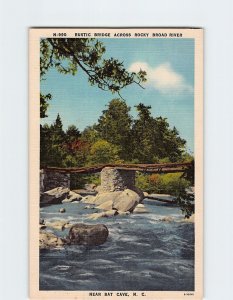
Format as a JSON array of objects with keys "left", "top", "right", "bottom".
[{"left": 29, "top": 28, "right": 203, "bottom": 299}]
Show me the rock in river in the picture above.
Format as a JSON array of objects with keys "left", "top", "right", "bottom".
[
  {"left": 45, "top": 220, "right": 72, "bottom": 231},
  {"left": 40, "top": 187, "right": 70, "bottom": 206},
  {"left": 87, "top": 209, "right": 118, "bottom": 220},
  {"left": 133, "top": 203, "right": 149, "bottom": 214},
  {"left": 96, "top": 200, "right": 114, "bottom": 211},
  {"left": 113, "top": 189, "right": 142, "bottom": 212},
  {"left": 93, "top": 189, "right": 143, "bottom": 213},
  {"left": 94, "top": 191, "right": 122, "bottom": 206},
  {"left": 81, "top": 195, "right": 97, "bottom": 204},
  {"left": 39, "top": 218, "right": 45, "bottom": 225},
  {"left": 39, "top": 231, "right": 66, "bottom": 249},
  {"left": 68, "top": 223, "right": 109, "bottom": 246},
  {"left": 62, "top": 191, "right": 82, "bottom": 203}
]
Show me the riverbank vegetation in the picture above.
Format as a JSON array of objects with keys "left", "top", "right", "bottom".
[
  {"left": 136, "top": 173, "right": 190, "bottom": 196},
  {"left": 41, "top": 99, "right": 190, "bottom": 168},
  {"left": 40, "top": 38, "right": 194, "bottom": 218},
  {"left": 40, "top": 99, "right": 194, "bottom": 217}
]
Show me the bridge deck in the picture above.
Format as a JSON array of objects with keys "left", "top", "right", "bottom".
[{"left": 44, "top": 162, "right": 193, "bottom": 174}]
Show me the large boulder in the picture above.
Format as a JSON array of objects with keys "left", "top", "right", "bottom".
[
  {"left": 94, "top": 191, "right": 122, "bottom": 206},
  {"left": 113, "top": 189, "right": 142, "bottom": 212},
  {"left": 68, "top": 223, "right": 109, "bottom": 246},
  {"left": 96, "top": 200, "right": 114, "bottom": 211},
  {"left": 81, "top": 195, "right": 97, "bottom": 204},
  {"left": 39, "top": 231, "right": 66, "bottom": 249},
  {"left": 90, "top": 189, "right": 143, "bottom": 213},
  {"left": 40, "top": 187, "right": 70, "bottom": 206},
  {"left": 95, "top": 185, "right": 105, "bottom": 194},
  {"left": 62, "top": 191, "right": 82, "bottom": 203}
]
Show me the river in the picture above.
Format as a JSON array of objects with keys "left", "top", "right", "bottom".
[{"left": 40, "top": 199, "right": 194, "bottom": 291}]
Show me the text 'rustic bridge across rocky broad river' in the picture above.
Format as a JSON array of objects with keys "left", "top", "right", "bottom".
[{"left": 40, "top": 162, "right": 194, "bottom": 193}]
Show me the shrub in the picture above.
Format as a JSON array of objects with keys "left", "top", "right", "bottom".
[{"left": 136, "top": 173, "right": 190, "bottom": 196}]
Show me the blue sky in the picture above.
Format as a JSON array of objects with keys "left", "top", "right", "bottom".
[{"left": 41, "top": 38, "right": 194, "bottom": 153}]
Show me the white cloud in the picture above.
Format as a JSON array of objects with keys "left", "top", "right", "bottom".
[{"left": 129, "top": 61, "right": 193, "bottom": 94}]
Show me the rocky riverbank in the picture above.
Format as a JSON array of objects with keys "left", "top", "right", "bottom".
[
  {"left": 39, "top": 169, "right": 194, "bottom": 250},
  {"left": 39, "top": 182, "right": 146, "bottom": 249},
  {"left": 40, "top": 172, "right": 147, "bottom": 214},
  {"left": 39, "top": 186, "right": 194, "bottom": 250},
  {"left": 40, "top": 222, "right": 109, "bottom": 249}
]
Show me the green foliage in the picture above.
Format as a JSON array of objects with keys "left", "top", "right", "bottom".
[
  {"left": 135, "top": 173, "right": 190, "bottom": 195},
  {"left": 158, "top": 173, "right": 190, "bottom": 196},
  {"left": 176, "top": 190, "right": 195, "bottom": 219},
  {"left": 135, "top": 173, "right": 151, "bottom": 192},
  {"left": 96, "top": 99, "right": 133, "bottom": 160},
  {"left": 82, "top": 126, "right": 100, "bottom": 144},
  {"left": 40, "top": 100, "right": 190, "bottom": 169},
  {"left": 40, "top": 93, "right": 52, "bottom": 118},
  {"left": 180, "top": 152, "right": 194, "bottom": 163},
  {"left": 40, "top": 114, "right": 83, "bottom": 168},
  {"left": 88, "top": 174, "right": 101, "bottom": 187},
  {"left": 65, "top": 125, "right": 81, "bottom": 142},
  {"left": 132, "top": 104, "right": 186, "bottom": 163},
  {"left": 70, "top": 174, "right": 101, "bottom": 190},
  {"left": 40, "top": 109, "right": 194, "bottom": 216},
  {"left": 40, "top": 38, "right": 146, "bottom": 118},
  {"left": 135, "top": 172, "right": 194, "bottom": 218},
  {"left": 40, "top": 114, "right": 67, "bottom": 167},
  {"left": 88, "top": 139, "right": 121, "bottom": 165}
]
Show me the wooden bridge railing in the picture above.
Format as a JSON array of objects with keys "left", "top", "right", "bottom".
[{"left": 43, "top": 162, "right": 193, "bottom": 174}]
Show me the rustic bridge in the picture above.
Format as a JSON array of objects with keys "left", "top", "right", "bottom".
[
  {"left": 40, "top": 162, "right": 193, "bottom": 193},
  {"left": 43, "top": 162, "right": 193, "bottom": 174}
]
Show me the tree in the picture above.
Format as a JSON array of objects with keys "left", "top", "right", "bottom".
[
  {"left": 96, "top": 99, "right": 133, "bottom": 160},
  {"left": 40, "top": 93, "right": 52, "bottom": 118},
  {"left": 82, "top": 125, "right": 101, "bottom": 144},
  {"left": 63, "top": 125, "right": 88, "bottom": 166},
  {"left": 40, "top": 114, "right": 66, "bottom": 167},
  {"left": 40, "top": 38, "right": 147, "bottom": 117},
  {"left": 53, "top": 113, "right": 63, "bottom": 131},
  {"left": 155, "top": 118, "right": 186, "bottom": 161},
  {"left": 131, "top": 103, "right": 156, "bottom": 162},
  {"left": 132, "top": 103, "right": 186, "bottom": 163},
  {"left": 88, "top": 139, "right": 120, "bottom": 165},
  {"left": 65, "top": 125, "right": 81, "bottom": 143}
]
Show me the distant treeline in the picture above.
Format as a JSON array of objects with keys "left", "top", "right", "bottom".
[{"left": 40, "top": 99, "right": 193, "bottom": 169}]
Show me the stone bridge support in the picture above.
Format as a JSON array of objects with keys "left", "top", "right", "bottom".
[
  {"left": 40, "top": 167, "right": 138, "bottom": 194},
  {"left": 40, "top": 169, "right": 70, "bottom": 193},
  {"left": 100, "top": 167, "right": 136, "bottom": 192}
]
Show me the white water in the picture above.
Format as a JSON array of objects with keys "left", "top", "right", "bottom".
[{"left": 40, "top": 199, "right": 194, "bottom": 291}]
